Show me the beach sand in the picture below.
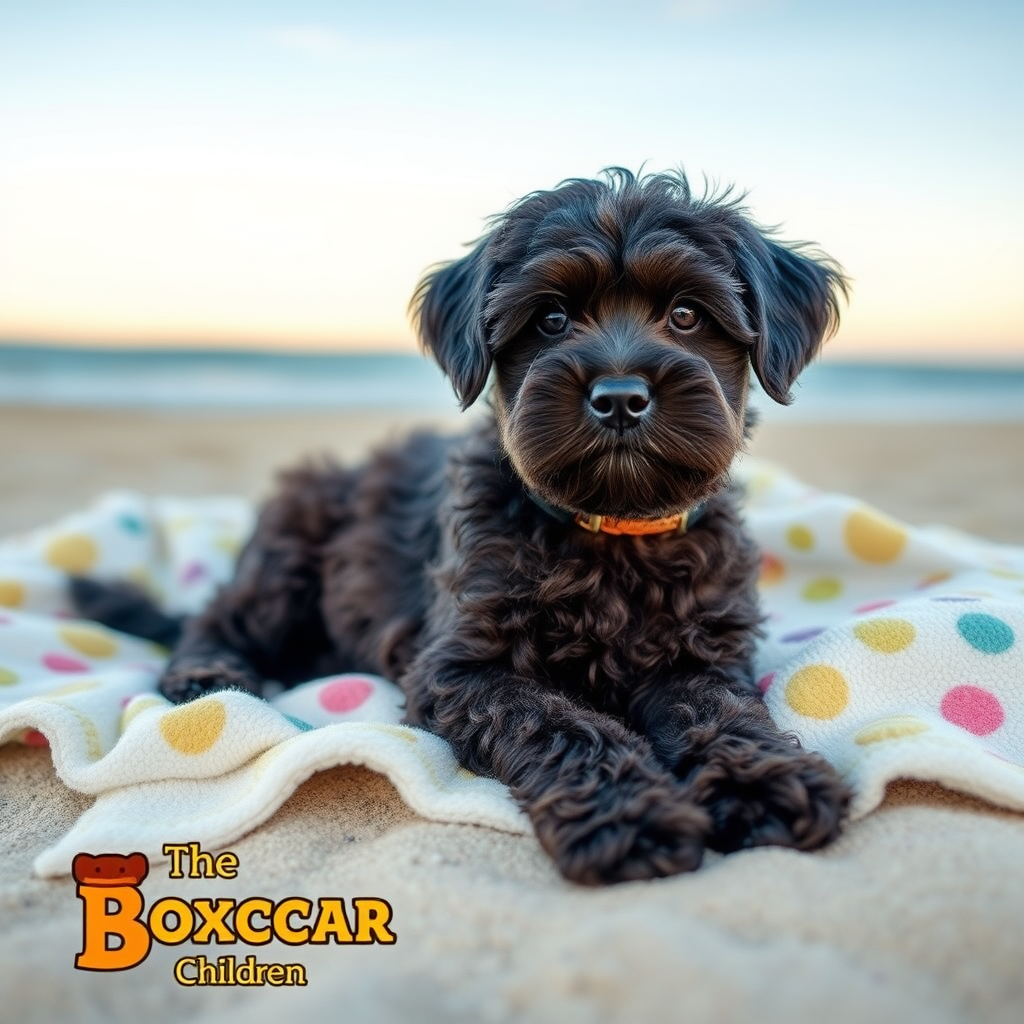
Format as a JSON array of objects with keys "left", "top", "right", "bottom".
[{"left": 0, "top": 407, "right": 1020, "bottom": 543}]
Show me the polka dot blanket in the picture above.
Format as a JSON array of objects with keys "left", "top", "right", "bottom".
[{"left": 1, "top": 460, "right": 1022, "bottom": 877}]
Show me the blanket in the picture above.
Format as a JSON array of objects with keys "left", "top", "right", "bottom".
[{"left": 1, "top": 458, "right": 1022, "bottom": 878}]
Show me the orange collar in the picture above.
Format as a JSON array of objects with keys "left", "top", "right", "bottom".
[
  {"left": 525, "top": 490, "right": 705, "bottom": 536},
  {"left": 573, "top": 511, "right": 695, "bottom": 536}
]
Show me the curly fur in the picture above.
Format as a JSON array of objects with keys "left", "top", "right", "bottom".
[{"left": 73, "top": 168, "right": 851, "bottom": 884}]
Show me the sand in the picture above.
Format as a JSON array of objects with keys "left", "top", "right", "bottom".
[
  {"left": 2, "top": 405, "right": 1023, "bottom": 1024},
  {"left": 0, "top": 407, "right": 1021, "bottom": 542}
]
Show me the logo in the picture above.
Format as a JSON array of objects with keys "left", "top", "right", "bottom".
[{"left": 73, "top": 843, "right": 396, "bottom": 986}]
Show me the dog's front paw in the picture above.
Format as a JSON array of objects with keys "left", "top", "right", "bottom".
[
  {"left": 159, "top": 660, "right": 263, "bottom": 704},
  {"left": 687, "top": 736, "right": 850, "bottom": 854},
  {"left": 520, "top": 759, "right": 711, "bottom": 885}
]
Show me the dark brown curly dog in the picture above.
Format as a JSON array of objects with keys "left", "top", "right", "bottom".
[{"left": 73, "top": 168, "right": 851, "bottom": 884}]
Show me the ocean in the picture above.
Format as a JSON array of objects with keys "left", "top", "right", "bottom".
[{"left": 0, "top": 344, "right": 1021, "bottom": 422}]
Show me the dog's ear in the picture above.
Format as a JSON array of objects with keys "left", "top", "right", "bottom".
[
  {"left": 733, "top": 228, "right": 846, "bottom": 404},
  {"left": 412, "top": 243, "right": 494, "bottom": 410}
]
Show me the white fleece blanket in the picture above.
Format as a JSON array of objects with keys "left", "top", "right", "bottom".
[{"left": 0, "top": 459, "right": 1021, "bottom": 877}]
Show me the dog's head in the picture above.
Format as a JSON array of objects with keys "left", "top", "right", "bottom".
[{"left": 413, "top": 169, "right": 845, "bottom": 519}]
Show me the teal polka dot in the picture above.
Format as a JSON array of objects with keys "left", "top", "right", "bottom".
[
  {"left": 118, "top": 513, "right": 145, "bottom": 534},
  {"left": 957, "top": 613, "right": 1015, "bottom": 654},
  {"left": 283, "top": 714, "right": 314, "bottom": 731}
]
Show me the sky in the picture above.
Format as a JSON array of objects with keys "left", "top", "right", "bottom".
[{"left": 0, "top": 0, "right": 1021, "bottom": 362}]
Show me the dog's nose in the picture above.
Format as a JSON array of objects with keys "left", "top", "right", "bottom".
[{"left": 588, "top": 376, "right": 652, "bottom": 430}]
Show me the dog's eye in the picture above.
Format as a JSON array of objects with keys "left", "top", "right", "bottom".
[
  {"left": 537, "top": 307, "right": 569, "bottom": 337},
  {"left": 669, "top": 304, "right": 702, "bottom": 332}
]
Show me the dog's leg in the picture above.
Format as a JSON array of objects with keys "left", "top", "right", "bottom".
[
  {"left": 158, "top": 618, "right": 266, "bottom": 703},
  {"left": 159, "top": 463, "right": 352, "bottom": 703},
  {"left": 630, "top": 673, "right": 850, "bottom": 854},
  {"left": 403, "top": 654, "right": 711, "bottom": 884}
]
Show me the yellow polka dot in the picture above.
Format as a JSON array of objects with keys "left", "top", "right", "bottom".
[
  {"left": 802, "top": 577, "right": 842, "bottom": 601},
  {"left": 786, "top": 525, "right": 815, "bottom": 551},
  {"left": 855, "top": 717, "right": 929, "bottom": 745},
  {"left": 844, "top": 508, "right": 907, "bottom": 565},
  {"left": 917, "top": 571, "right": 952, "bottom": 589},
  {"left": 0, "top": 580, "right": 25, "bottom": 608},
  {"left": 785, "top": 664, "right": 850, "bottom": 719},
  {"left": 456, "top": 766, "right": 478, "bottom": 781},
  {"left": 759, "top": 553, "right": 785, "bottom": 586},
  {"left": 745, "top": 471, "right": 778, "bottom": 499},
  {"left": 45, "top": 533, "right": 99, "bottom": 574},
  {"left": 127, "top": 565, "right": 153, "bottom": 587},
  {"left": 0, "top": 667, "right": 18, "bottom": 686},
  {"left": 58, "top": 624, "right": 119, "bottom": 658},
  {"left": 46, "top": 681, "right": 100, "bottom": 697},
  {"left": 215, "top": 535, "right": 242, "bottom": 557},
  {"left": 989, "top": 568, "right": 1024, "bottom": 581},
  {"left": 853, "top": 618, "right": 916, "bottom": 654},
  {"left": 159, "top": 698, "right": 227, "bottom": 755},
  {"left": 120, "top": 695, "right": 165, "bottom": 729}
]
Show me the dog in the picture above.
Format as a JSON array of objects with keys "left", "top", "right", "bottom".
[{"left": 73, "top": 168, "right": 851, "bottom": 884}]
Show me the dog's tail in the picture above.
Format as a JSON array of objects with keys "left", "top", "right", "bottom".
[{"left": 69, "top": 576, "right": 185, "bottom": 648}]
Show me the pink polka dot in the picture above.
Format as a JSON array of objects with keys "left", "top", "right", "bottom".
[
  {"left": 23, "top": 729, "right": 49, "bottom": 747},
  {"left": 181, "top": 561, "right": 207, "bottom": 584},
  {"left": 318, "top": 676, "right": 374, "bottom": 714},
  {"left": 940, "top": 685, "right": 1005, "bottom": 736},
  {"left": 855, "top": 599, "right": 897, "bottom": 615},
  {"left": 757, "top": 672, "right": 775, "bottom": 694},
  {"left": 0, "top": 614, "right": 11, "bottom": 625},
  {"left": 42, "top": 652, "right": 90, "bottom": 673}
]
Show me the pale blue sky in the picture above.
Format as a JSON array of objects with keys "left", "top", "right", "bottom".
[{"left": 0, "top": 0, "right": 1021, "bottom": 358}]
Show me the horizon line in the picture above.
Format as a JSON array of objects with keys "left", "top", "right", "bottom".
[{"left": 1, "top": 337, "right": 1022, "bottom": 369}]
